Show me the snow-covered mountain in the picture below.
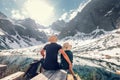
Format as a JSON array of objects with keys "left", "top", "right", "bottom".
[
  {"left": 1, "top": 0, "right": 120, "bottom": 49},
  {"left": 59, "top": 0, "right": 120, "bottom": 39},
  {"left": 0, "top": 29, "right": 120, "bottom": 79},
  {"left": 50, "top": 20, "right": 66, "bottom": 32},
  {"left": 0, "top": 12, "right": 7, "bottom": 18},
  {"left": 0, "top": 0, "right": 120, "bottom": 79},
  {"left": 0, "top": 12, "right": 47, "bottom": 49}
]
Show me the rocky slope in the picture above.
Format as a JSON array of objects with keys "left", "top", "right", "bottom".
[
  {"left": 59, "top": 0, "right": 120, "bottom": 39},
  {"left": 0, "top": 12, "right": 47, "bottom": 49},
  {"left": 50, "top": 20, "right": 66, "bottom": 32},
  {"left": 72, "top": 29, "right": 120, "bottom": 80}
]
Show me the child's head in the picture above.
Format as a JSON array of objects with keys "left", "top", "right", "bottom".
[{"left": 63, "top": 42, "right": 72, "bottom": 50}]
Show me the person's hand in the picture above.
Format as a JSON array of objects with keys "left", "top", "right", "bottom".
[{"left": 40, "top": 49, "right": 45, "bottom": 58}]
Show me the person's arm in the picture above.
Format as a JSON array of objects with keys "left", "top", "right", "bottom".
[
  {"left": 40, "top": 49, "right": 45, "bottom": 58},
  {"left": 59, "top": 49, "right": 76, "bottom": 77},
  {"left": 59, "top": 49, "right": 72, "bottom": 69}
]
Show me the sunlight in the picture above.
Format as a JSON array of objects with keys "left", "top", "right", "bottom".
[{"left": 24, "top": 0, "right": 55, "bottom": 26}]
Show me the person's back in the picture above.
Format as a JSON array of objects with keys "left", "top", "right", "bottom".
[
  {"left": 42, "top": 43, "right": 61, "bottom": 70},
  {"left": 41, "top": 35, "right": 63, "bottom": 70}
]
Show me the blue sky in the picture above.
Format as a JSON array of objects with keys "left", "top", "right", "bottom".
[{"left": 0, "top": 0, "right": 85, "bottom": 26}]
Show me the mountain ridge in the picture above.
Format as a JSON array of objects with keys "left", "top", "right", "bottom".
[
  {"left": 0, "top": 13, "right": 47, "bottom": 49},
  {"left": 59, "top": 0, "right": 120, "bottom": 39},
  {"left": 0, "top": 28, "right": 120, "bottom": 80}
]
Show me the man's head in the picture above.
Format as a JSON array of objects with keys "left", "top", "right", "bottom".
[{"left": 48, "top": 35, "right": 58, "bottom": 43}]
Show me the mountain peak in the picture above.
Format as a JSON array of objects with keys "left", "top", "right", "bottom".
[{"left": 0, "top": 12, "right": 7, "bottom": 19}]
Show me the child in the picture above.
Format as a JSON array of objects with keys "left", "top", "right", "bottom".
[
  {"left": 60, "top": 42, "right": 77, "bottom": 80},
  {"left": 60, "top": 42, "right": 73, "bottom": 69}
]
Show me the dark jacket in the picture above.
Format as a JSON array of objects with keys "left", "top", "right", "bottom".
[
  {"left": 60, "top": 50, "right": 73, "bottom": 70},
  {"left": 42, "top": 43, "right": 62, "bottom": 70}
]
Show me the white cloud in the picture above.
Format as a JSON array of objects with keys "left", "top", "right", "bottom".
[
  {"left": 11, "top": 0, "right": 56, "bottom": 26},
  {"left": 23, "top": 0, "right": 55, "bottom": 26},
  {"left": 5, "top": 8, "right": 8, "bottom": 11},
  {"left": 11, "top": 10, "right": 25, "bottom": 19}
]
